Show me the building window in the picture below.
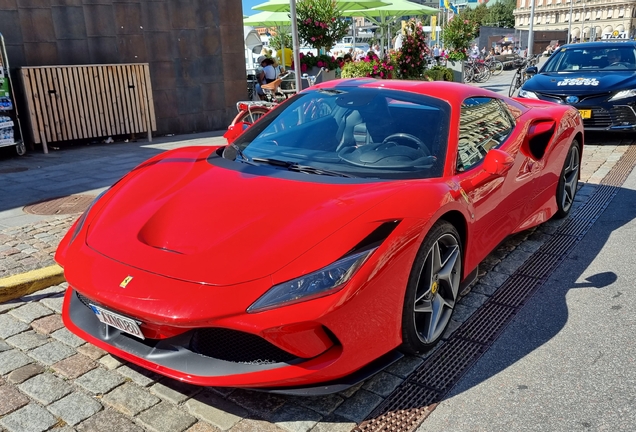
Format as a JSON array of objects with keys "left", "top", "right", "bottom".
[
  {"left": 619, "top": 8, "right": 625, "bottom": 18},
  {"left": 607, "top": 9, "right": 613, "bottom": 19},
  {"left": 595, "top": 10, "right": 602, "bottom": 20},
  {"left": 585, "top": 11, "right": 591, "bottom": 20}
]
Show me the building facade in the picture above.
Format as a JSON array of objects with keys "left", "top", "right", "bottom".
[
  {"left": 514, "top": 0, "right": 636, "bottom": 42},
  {"left": 0, "top": 0, "right": 246, "bottom": 139}
]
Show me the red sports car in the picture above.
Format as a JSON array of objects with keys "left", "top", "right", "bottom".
[{"left": 56, "top": 79, "right": 583, "bottom": 394}]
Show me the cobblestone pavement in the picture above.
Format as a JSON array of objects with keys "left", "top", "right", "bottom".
[{"left": 0, "top": 134, "right": 632, "bottom": 432}]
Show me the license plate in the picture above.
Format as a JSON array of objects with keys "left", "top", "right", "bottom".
[
  {"left": 578, "top": 109, "right": 592, "bottom": 119},
  {"left": 90, "top": 304, "right": 145, "bottom": 339}
]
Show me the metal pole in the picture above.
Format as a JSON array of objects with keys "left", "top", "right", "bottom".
[
  {"left": 581, "top": 1, "right": 586, "bottom": 42},
  {"left": 290, "top": 0, "right": 302, "bottom": 93},
  {"left": 568, "top": 0, "right": 573, "bottom": 43},
  {"left": 528, "top": 0, "right": 535, "bottom": 56}
]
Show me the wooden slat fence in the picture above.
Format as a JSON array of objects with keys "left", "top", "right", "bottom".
[{"left": 19, "top": 63, "right": 156, "bottom": 153}]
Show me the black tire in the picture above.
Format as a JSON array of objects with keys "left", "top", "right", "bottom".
[
  {"left": 509, "top": 70, "right": 522, "bottom": 97},
  {"left": 401, "top": 221, "right": 462, "bottom": 354},
  {"left": 235, "top": 107, "right": 269, "bottom": 125},
  {"left": 554, "top": 140, "right": 581, "bottom": 219}
]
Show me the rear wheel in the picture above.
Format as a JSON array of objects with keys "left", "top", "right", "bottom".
[
  {"left": 554, "top": 140, "right": 581, "bottom": 218},
  {"left": 491, "top": 60, "right": 504, "bottom": 75},
  {"left": 234, "top": 107, "right": 269, "bottom": 125},
  {"left": 401, "top": 221, "right": 462, "bottom": 354},
  {"left": 508, "top": 70, "right": 522, "bottom": 97}
]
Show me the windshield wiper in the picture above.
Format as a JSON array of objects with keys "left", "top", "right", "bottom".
[{"left": 251, "top": 157, "right": 354, "bottom": 177}]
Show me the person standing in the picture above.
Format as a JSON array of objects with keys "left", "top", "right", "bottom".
[{"left": 433, "top": 44, "right": 440, "bottom": 63}]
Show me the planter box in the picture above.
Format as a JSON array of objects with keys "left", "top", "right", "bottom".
[
  {"left": 302, "top": 67, "right": 336, "bottom": 89},
  {"left": 447, "top": 60, "right": 464, "bottom": 83}
]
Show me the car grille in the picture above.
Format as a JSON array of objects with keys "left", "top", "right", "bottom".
[
  {"left": 190, "top": 328, "right": 298, "bottom": 365},
  {"left": 583, "top": 106, "right": 636, "bottom": 128},
  {"left": 77, "top": 292, "right": 298, "bottom": 365}
]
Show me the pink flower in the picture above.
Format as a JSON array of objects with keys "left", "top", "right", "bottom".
[
  {"left": 301, "top": 64, "right": 308, "bottom": 72},
  {"left": 317, "top": 61, "right": 324, "bottom": 67}
]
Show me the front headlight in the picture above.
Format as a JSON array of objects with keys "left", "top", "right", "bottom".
[
  {"left": 518, "top": 89, "right": 539, "bottom": 99},
  {"left": 247, "top": 248, "right": 377, "bottom": 313},
  {"left": 609, "top": 89, "right": 636, "bottom": 101}
]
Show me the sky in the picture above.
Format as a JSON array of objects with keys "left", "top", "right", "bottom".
[{"left": 242, "top": 0, "right": 263, "bottom": 16}]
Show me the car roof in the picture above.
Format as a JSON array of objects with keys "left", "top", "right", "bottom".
[{"left": 558, "top": 40, "right": 636, "bottom": 50}]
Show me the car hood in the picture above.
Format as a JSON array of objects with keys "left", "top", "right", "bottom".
[
  {"left": 86, "top": 148, "right": 405, "bottom": 285},
  {"left": 524, "top": 71, "right": 636, "bottom": 94}
]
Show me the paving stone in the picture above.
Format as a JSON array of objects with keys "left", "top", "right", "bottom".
[
  {"left": 494, "top": 249, "right": 533, "bottom": 275},
  {"left": 0, "top": 299, "right": 25, "bottom": 313},
  {"left": 75, "top": 368, "right": 126, "bottom": 395},
  {"left": 48, "top": 393, "right": 103, "bottom": 426},
  {"left": 0, "top": 403, "right": 58, "bottom": 432},
  {"left": 51, "top": 327, "right": 85, "bottom": 347},
  {"left": 471, "top": 282, "right": 500, "bottom": 296},
  {"left": 52, "top": 353, "right": 98, "bottom": 379},
  {"left": 8, "top": 302, "right": 54, "bottom": 323},
  {"left": 7, "top": 363, "right": 45, "bottom": 385},
  {"left": 271, "top": 402, "right": 322, "bottom": 432},
  {"left": 100, "top": 354, "right": 125, "bottom": 370},
  {"left": 0, "top": 339, "right": 10, "bottom": 351},
  {"left": 27, "top": 340, "right": 75, "bottom": 365},
  {"left": 334, "top": 389, "right": 384, "bottom": 423},
  {"left": 76, "top": 343, "right": 107, "bottom": 360},
  {"left": 39, "top": 295, "right": 64, "bottom": 314},
  {"left": 116, "top": 364, "right": 159, "bottom": 387},
  {"left": 478, "top": 270, "right": 509, "bottom": 288},
  {"left": 18, "top": 372, "right": 73, "bottom": 405},
  {"left": 0, "top": 314, "right": 30, "bottom": 339},
  {"left": 228, "top": 389, "right": 287, "bottom": 420},
  {"left": 102, "top": 383, "right": 160, "bottom": 416},
  {"left": 0, "top": 384, "right": 30, "bottom": 416},
  {"left": 185, "top": 390, "right": 248, "bottom": 431},
  {"left": 186, "top": 422, "right": 223, "bottom": 432},
  {"left": 451, "top": 303, "right": 478, "bottom": 323},
  {"left": 307, "top": 415, "right": 356, "bottom": 432},
  {"left": 385, "top": 355, "right": 424, "bottom": 378},
  {"left": 441, "top": 319, "right": 462, "bottom": 340},
  {"left": 361, "top": 371, "right": 403, "bottom": 397},
  {"left": 460, "top": 291, "right": 490, "bottom": 309},
  {"left": 295, "top": 393, "right": 345, "bottom": 417},
  {"left": 5, "top": 330, "right": 49, "bottom": 351},
  {"left": 229, "top": 418, "right": 285, "bottom": 432},
  {"left": 76, "top": 408, "right": 144, "bottom": 432},
  {"left": 0, "top": 350, "right": 33, "bottom": 375},
  {"left": 136, "top": 402, "right": 197, "bottom": 432},
  {"left": 30, "top": 314, "right": 64, "bottom": 334},
  {"left": 150, "top": 379, "right": 201, "bottom": 404}
]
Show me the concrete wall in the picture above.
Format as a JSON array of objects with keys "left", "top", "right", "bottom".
[{"left": 0, "top": 0, "right": 247, "bottom": 138}]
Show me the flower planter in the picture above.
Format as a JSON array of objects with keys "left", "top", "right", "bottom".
[
  {"left": 302, "top": 67, "right": 336, "bottom": 89},
  {"left": 447, "top": 60, "right": 464, "bottom": 83}
]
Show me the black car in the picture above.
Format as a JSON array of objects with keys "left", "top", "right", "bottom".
[{"left": 519, "top": 41, "right": 636, "bottom": 131}]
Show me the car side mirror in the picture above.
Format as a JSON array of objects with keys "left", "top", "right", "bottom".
[
  {"left": 462, "top": 149, "right": 515, "bottom": 192},
  {"left": 222, "top": 121, "right": 251, "bottom": 143},
  {"left": 525, "top": 66, "right": 538, "bottom": 78}
]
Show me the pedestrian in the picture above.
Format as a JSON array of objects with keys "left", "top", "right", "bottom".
[{"left": 433, "top": 44, "right": 440, "bottom": 63}]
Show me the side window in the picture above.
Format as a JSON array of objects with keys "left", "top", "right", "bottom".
[{"left": 457, "top": 97, "right": 514, "bottom": 172}]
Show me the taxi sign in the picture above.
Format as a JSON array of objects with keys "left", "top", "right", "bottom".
[{"left": 602, "top": 31, "right": 628, "bottom": 40}]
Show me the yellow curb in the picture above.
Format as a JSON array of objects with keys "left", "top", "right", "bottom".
[{"left": 0, "top": 265, "right": 65, "bottom": 303}]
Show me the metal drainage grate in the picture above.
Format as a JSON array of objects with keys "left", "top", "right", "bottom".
[
  {"left": 355, "top": 145, "right": 636, "bottom": 432},
  {"left": 23, "top": 194, "right": 95, "bottom": 215}
]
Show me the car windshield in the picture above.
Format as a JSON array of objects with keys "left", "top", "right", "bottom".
[
  {"left": 542, "top": 46, "right": 636, "bottom": 72},
  {"left": 230, "top": 87, "right": 451, "bottom": 180}
]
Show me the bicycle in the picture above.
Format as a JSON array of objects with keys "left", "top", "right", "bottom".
[
  {"left": 224, "top": 69, "right": 325, "bottom": 143},
  {"left": 483, "top": 57, "right": 504, "bottom": 76},
  {"left": 508, "top": 55, "right": 541, "bottom": 97}
]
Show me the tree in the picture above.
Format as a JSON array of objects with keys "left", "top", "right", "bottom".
[
  {"left": 269, "top": 32, "right": 292, "bottom": 51},
  {"left": 484, "top": 0, "right": 516, "bottom": 28},
  {"left": 463, "top": 4, "right": 489, "bottom": 29},
  {"left": 441, "top": 13, "right": 479, "bottom": 60},
  {"left": 296, "top": 0, "right": 350, "bottom": 52}
]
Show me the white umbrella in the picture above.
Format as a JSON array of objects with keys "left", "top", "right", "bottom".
[
  {"left": 253, "top": 0, "right": 389, "bottom": 91},
  {"left": 341, "top": 0, "right": 438, "bottom": 57}
]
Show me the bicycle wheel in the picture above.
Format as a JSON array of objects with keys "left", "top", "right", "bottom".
[
  {"left": 234, "top": 106, "right": 270, "bottom": 125},
  {"left": 491, "top": 60, "right": 504, "bottom": 76},
  {"left": 508, "top": 70, "right": 522, "bottom": 97},
  {"left": 463, "top": 65, "right": 474, "bottom": 83},
  {"left": 474, "top": 64, "right": 491, "bottom": 83}
]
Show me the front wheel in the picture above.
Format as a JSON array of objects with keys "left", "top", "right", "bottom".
[
  {"left": 554, "top": 140, "right": 581, "bottom": 218},
  {"left": 508, "top": 70, "right": 522, "bottom": 97},
  {"left": 491, "top": 60, "right": 504, "bottom": 76},
  {"left": 234, "top": 107, "right": 270, "bottom": 125},
  {"left": 401, "top": 221, "right": 462, "bottom": 354}
]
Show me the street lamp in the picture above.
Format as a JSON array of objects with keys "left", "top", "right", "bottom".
[{"left": 528, "top": 0, "right": 535, "bottom": 56}]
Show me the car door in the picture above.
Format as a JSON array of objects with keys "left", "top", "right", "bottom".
[{"left": 451, "top": 96, "right": 535, "bottom": 269}]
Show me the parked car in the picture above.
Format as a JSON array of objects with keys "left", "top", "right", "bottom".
[
  {"left": 56, "top": 79, "right": 583, "bottom": 394},
  {"left": 520, "top": 41, "right": 636, "bottom": 131}
]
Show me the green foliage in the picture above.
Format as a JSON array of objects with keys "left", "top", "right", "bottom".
[
  {"left": 296, "top": 0, "right": 350, "bottom": 51},
  {"left": 463, "top": 4, "right": 489, "bottom": 29},
  {"left": 485, "top": 0, "right": 516, "bottom": 28},
  {"left": 441, "top": 13, "right": 478, "bottom": 60},
  {"left": 396, "top": 19, "right": 430, "bottom": 79},
  {"left": 340, "top": 54, "right": 395, "bottom": 79},
  {"left": 296, "top": 52, "right": 339, "bottom": 72},
  {"left": 423, "top": 66, "right": 453, "bottom": 81},
  {"left": 269, "top": 32, "right": 292, "bottom": 51}
]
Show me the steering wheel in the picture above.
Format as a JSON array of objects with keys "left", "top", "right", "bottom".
[
  {"left": 380, "top": 133, "right": 430, "bottom": 156},
  {"left": 608, "top": 62, "right": 629, "bottom": 69}
]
